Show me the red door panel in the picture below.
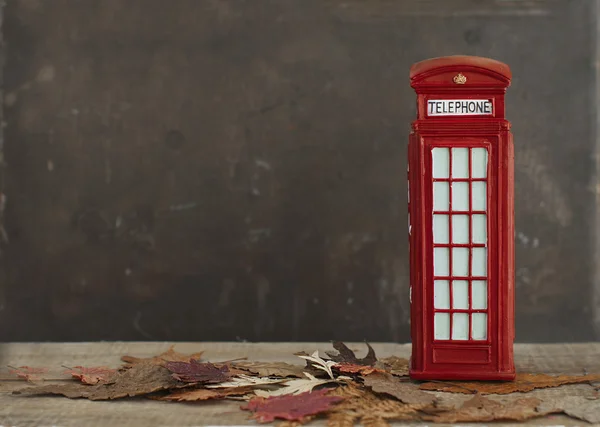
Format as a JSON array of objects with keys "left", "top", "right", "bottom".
[{"left": 423, "top": 137, "right": 498, "bottom": 374}]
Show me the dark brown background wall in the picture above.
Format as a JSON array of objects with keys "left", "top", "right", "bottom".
[{"left": 0, "top": 0, "right": 597, "bottom": 342}]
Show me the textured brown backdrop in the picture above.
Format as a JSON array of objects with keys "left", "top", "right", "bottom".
[{"left": 0, "top": 0, "right": 597, "bottom": 342}]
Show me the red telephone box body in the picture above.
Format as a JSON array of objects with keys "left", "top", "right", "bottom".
[{"left": 408, "top": 56, "right": 515, "bottom": 381}]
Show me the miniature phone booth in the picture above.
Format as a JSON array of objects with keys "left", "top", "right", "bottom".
[{"left": 407, "top": 56, "right": 515, "bottom": 381}]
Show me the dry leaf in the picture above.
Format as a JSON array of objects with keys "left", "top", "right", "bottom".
[
  {"left": 334, "top": 363, "right": 384, "bottom": 376},
  {"left": 326, "top": 342, "right": 377, "bottom": 366},
  {"left": 419, "top": 373, "right": 600, "bottom": 394},
  {"left": 362, "top": 373, "right": 436, "bottom": 406},
  {"left": 14, "top": 363, "right": 186, "bottom": 400},
  {"left": 8, "top": 366, "right": 49, "bottom": 382},
  {"left": 164, "top": 360, "right": 231, "bottom": 384},
  {"left": 374, "top": 356, "right": 409, "bottom": 377},
  {"left": 234, "top": 361, "right": 305, "bottom": 378},
  {"left": 297, "top": 351, "right": 338, "bottom": 379},
  {"left": 361, "top": 415, "right": 390, "bottom": 427},
  {"left": 537, "top": 395, "right": 600, "bottom": 424},
  {"left": 64, "top": 366, "right": 117, "bottom": 385},
  {"left": 156, "top": 386, "right": 254, "bottom": 401},
  {"left": 328, "top": 383, "right": 423, "bottom": 423},
  {"left": 121, "top": 345, "right": 204, "bottom": 365},
  {"left": 326, "top": 412, "right": 357, "bottom": 427},
  {"left": 254, "top": 372, "right": 339, "bottom": 397},
  {"left": 424, "top": 394, "right": 559, "bottom": 423},
  {"left": 242, "top": 388, "right": 344, "bottom": 423},
  {"left": 206, "top": 374, "right": 288, "bottom": 388}
]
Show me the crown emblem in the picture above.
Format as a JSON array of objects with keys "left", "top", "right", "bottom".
[{"left": 453, "top": 73, "right": 467, "bottom": 84}]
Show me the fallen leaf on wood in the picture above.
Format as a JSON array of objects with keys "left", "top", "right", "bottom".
[
  {"left": 234, "top": 361, "right": 305, "bottom": 378},
  {"left": 206, "top": 374, "right": 288, "bottom": 388},
  {"left": 374, "top": 356, "right": 409, "bottom": 377},
  {"left": 326, "top": 342, "right": 377, "bottom": 366},
  {"left": 242, "top": 388, "right": 344, "bottom": 423},
  {"left": 8, "top": 366, "right": 49, "bottom": 382},
  {"left": 121, "top": 345, "right": 204, "bottom": 365},
  {"left": 164, "top": 360, "right": 231, "bottom": 384},
  {"left": 360, "top": 415, "right": 391, "bottom": 427},
  {"left": 297, "top": 351, "right": 338, "bottom": 379},
  {"left": 64, "top": 366, "right": 117, "bottom": 385},
  {"left": 334, "top": 363, "right": 384, "bottom": 376},
  {"left": 419, "top": 373, "right": 600, "bottom": 394},
  {"left": 362, "top": 373, "right": 436, "bottom": 406},
  {"left": 327, "top": 384, "right": 423, "bottom": 423},
  {"left": 276, "top": 419, "right": 314, "bottom": 427},
  {"left": 326, "top": 412, "right": 357, "bottom": 427},
  {"left": 156, "top": 386, "right": 255, "bottom": 401},
  {"left": 537, "top": 395, "right": 600, "bottom": 424},
  {"left": 14, "top": 363, "right": 186, "bottom": 400},
  {"left": 254, "top": 373, "right": 342, "bottom": 397},
  {"left": 423, "top": 394, "right": 559, "bottom": 423}
]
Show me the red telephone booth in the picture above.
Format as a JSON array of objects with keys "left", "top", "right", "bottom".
[{"left": 408, "top": 56, "right": 515, "bottom": 381}]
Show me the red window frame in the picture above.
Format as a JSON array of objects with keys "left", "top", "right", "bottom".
[{"left": 424, "top": 138, "right": 496, "bottom": 347}]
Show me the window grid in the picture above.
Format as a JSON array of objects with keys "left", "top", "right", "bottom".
[{"left": 433, "top": 146, "right": 488, "bottom": 342}]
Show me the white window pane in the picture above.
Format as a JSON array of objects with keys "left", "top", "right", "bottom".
[
  {"left": 451, "top": 182, "right": 469, "bottom": 211},
  {"left": 452, "top": 280, "right": 469, "bottom": 309},
  {"left": 472, "top": 214, "right": 487, "bottom": 244},
  {"left": 471, "top": 148, "right": 488, "bottom": 178},
  {"left": 434, "top": 280, "right": 450, "bottom": 309},
  {"left": 433, "top": 182, "right": 449, "bottom": 211},
  {"left": 452, "top": 313, "right": 469, "bottom": 340},
  {"left": 471, "top": 313, "right": 488, "bottom": 340},
  {"left": 451, "top": 148, "right": 469, "bottom": 178},
  {"left": 472, "top": 280, "right": 488, "bottom": 309},
  {"left": 452, "top": 248, "right": 469, "bottom": 276},
  {"left": 432, "top": 147, "right": 449, "bottom": 178},
  {"left": 434, "top": 313, "right": 450, "bottom": 340},
  {"left": 433, "top": 215, "right": 449, "bottom": 244},
  {"left": 434, "top": 248, "right": 449, "bottom": 276},
  {"left": 452, "top": 215, "right": 469, "bottom": 243},
  {"left": 472, "top": 182, "right": 487, "bottom": 211},
  {"left": 472, "top": 248, "right": 487, "bottom": 276}
]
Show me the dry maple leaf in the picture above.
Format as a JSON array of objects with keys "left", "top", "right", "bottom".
[
  {"left": 234, "top": 361, "right": 305, "bottom": 378},
  {"left": 164, "top": 360, "right": 231, "bottom": 384},
  {"left": 254, "top": 372, "right": 341, "bottom": 397},
  {"left": 121, "top": 345, "right": 204, "bottom": 365},
  {"left": 14, "top": 363, "right": 187, "bottom": 400},
  {"left": 64, "top": 366, "right": 116, "bottom": 385},
  {"left": 423, "top": 394, "right": 560, "bottom": 423},
  {"left": 419, "top": 372, "right": 600, "bottom": 395},
  {"left": 374, "top": 356, "right": 409, "bottom": 377},
  {"left": 156, "top": 386, "right": 255, "bottom": 402},
  {"left": 326, "top": 342, "right": 377, "bottom": 366},
  {"left": 242, "top": 388, "right": 344, "bottom": 423},
  {"left": 297, "top": 351, "right": 338, "bottom": 379},
  {"left": 327, "top": 383, "right": 425, "bottom": 423},
  {"left": 8, "top": 366, "right": 49, "bottom": 382},
  {"left": 362, "top": 373, "right": 436, "bottom": 406},
  {"left": 334, "top": 363, "right": 384, "bottom": 376},
  {"left": 206, "top": 374, "right": 288, "bottom": 389}
]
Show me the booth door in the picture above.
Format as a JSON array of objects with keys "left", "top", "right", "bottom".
[{"left": 425, "top": 138, "right": 497, "bottom": 372}]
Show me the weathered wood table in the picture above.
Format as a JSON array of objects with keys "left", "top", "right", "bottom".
[{"left": 0, "top": 342, "right": 598, "bottom": 426}]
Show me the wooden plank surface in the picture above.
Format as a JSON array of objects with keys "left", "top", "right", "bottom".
[{"left": 0, "top": 342, "right": 598, "bottom": 426}]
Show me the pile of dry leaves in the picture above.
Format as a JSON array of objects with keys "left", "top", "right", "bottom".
[{"left": 7, "top": 342, "right": 600, "bottom": 425}]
